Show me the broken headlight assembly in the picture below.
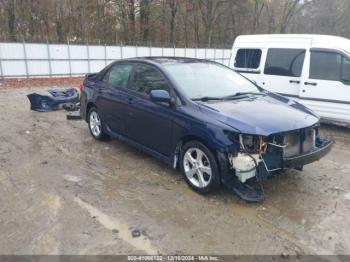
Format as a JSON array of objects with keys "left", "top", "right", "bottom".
[
  {"left": 240, "top": 134, "right": 267, "bottom": 154},
  {"left": 224, "top": 132, "right": 267, "bottom": 154},
  {"left": 225, "top": 132, "right": 267, "bottom": 183}
]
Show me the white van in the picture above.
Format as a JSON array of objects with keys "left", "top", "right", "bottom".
[{"left": 230, "top": 34, "right": 350, "bottom": 126}]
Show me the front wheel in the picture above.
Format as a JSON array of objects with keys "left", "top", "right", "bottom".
[
  {"left": 88, "top": 107, "right": 108, "bottom": 140},
  {"left": 180, "top": 141, "right": 220, "bottom": 194}
]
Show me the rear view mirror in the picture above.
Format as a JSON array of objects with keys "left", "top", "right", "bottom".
[{"left": 150, "top": 90, "right": 171, "bottom": 104}]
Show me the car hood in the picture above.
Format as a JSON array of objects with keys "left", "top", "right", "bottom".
[{"left": 197, "top": 93, "right": 319, "bottom": 136}]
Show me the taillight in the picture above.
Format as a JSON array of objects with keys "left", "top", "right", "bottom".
[{"left": 79, "top": 83, "right": 83, "bottom": 92}]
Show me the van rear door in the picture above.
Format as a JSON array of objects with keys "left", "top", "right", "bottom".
[{"left": 299, "top": 48, "right": 350, "bottom": 124}]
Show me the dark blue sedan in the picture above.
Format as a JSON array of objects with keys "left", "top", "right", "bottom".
[{"left": 80, "top": 57, "right": 333, "bottom": 202}]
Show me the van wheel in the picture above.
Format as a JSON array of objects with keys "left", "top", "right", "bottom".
[
  {"left": 180, "top": 141, "right": 220, "bottom": 194},
  {"left": 88, "top": 107, "right": 108, "bottom": 140}
]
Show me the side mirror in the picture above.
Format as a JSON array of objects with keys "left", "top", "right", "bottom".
[{"left": 150, "top": 90, "right": 172, "bottom": 104}]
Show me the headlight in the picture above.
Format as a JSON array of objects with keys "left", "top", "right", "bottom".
[
  {"left": 240, "top": 134, "right": 263, "bottom": 154},
  {"left": 224, "top": 131, "right": 266, "bottom": 154},
  {"left": 241, "top": 135, "right": 255, "bottom": 150}
]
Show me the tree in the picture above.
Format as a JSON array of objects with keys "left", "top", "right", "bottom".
[
  {"left": 1, "top": 0, "right": 350, "bottom": 47},
  {"left": 251, "top": 0, "right": 266, "bottom": 33},
  {"left": 8, "top": 0, "right": 17, "bottom": 41},
  {"left": 198, "top": 0, "right": 224, "bottom": 48},
  {"left": 279, "top": 0, "right": 311, "bottom": 33},
  {"left": 139, "top": 0, "right": 152, "bottom": 42},
  {"left": 168, "top": 0, "right": 178, "bottom": 44}
]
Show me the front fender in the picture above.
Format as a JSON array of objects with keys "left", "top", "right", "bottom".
[{"left": 171, "top": 118, "right": 239, "bottom": 174}]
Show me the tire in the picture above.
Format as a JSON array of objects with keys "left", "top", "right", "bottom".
[
  {"left": 180, "top": 141, "right": 220, "bottom": 194},
  {"left": 88, "top": 107, "right": 109, "bottom": 140}
]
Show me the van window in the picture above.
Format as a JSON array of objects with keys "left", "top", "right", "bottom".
[
  {"left": 264, "top": 48, "right": 305, "bottom": 77},
  {"left": 234, "top": 49, "right": 262, "bottom": 69},
  {"left": 310, "top": 51, "right": 350, "bottom": 83}
]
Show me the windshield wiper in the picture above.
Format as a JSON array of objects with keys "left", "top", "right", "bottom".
[
  {"left": 193, "top": 92, "right": 264, "bottom": 102},
  {"left": 192, "top": 96, "right": 224, "bottom": 102},
  {"left": 222, "top": 91, "right": 264, "bottom": 100}
]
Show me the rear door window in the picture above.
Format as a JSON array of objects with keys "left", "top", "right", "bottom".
[
  {"left": 131, "top": 64, "right": 169, "bottom": 95},
  {"left": 234, "top": 49, "right": 262, "bottom": 69},
  {"left": 264, "top": 48, "right": 305, "bottom": 77},
  {"left": 103, "top": 64, "right": 133, "bottom": 88},
  {"left": 310, "top": 50, "right": 350, "bottom": 84}
]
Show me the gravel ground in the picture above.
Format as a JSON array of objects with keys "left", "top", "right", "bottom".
[{"left": 0, "top": 87, "right": 350, "bottom": 255}]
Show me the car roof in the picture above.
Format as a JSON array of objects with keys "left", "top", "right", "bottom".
[{"left": 120, "top": 56, "right": 212, "bottom": 65}]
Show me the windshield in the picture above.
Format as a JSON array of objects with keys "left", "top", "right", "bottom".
[{"left": 164, "top": 62, "right": 260, "bottom": 100}]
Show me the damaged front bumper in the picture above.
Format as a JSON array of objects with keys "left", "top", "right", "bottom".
[
  {"left": 234, "top": 136, "right": 335, "bottom": 180},
  {"left": 283, "top": 139, "right": 333, "bottom": 168},
  {"left": 221, "top": 129, "right": 334, "bottom": 202},
  {"left": 227, "top": 130, "right": 334, "bottom": 183}
]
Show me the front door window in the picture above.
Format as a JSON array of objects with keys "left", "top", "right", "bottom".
[
  {"left": 131, "top": 64, "right": 170, "bottom": 95},
  {"left": 310, "top": 51, "right": 350, "bottom": 85}
]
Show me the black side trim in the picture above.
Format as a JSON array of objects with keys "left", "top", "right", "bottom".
[{"left": 235, "top": 70, "right": 261, "bottom": 74}]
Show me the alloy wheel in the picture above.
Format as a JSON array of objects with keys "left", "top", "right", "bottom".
[
  {"left": 183, "top": 147, "right": 212, "bottom": 188},
  {"left": 89, "top": 111, "right": 101, "bottom": 137}
]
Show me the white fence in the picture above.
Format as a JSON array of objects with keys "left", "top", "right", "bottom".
[{"left": 0, "top": 42, "right": 232, "bottom": 78}]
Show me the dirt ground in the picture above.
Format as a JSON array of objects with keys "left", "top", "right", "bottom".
[{"left": 0, "top": 87, "right": 350, "bottom": 256}]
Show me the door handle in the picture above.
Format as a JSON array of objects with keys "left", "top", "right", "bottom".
[
  {"left": 127, "top": 97, "right": 134, "bottom": 104},
  {"left": 289, "top": 80, "right": 300, "bottom": 84},
  {"left": 304, "top": 82, "right": 317, "bottom": 86}
]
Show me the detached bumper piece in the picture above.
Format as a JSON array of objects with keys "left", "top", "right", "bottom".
[
  {"left": 27, "top": 88, "right": 79, "bottom": 112},
  {"left": 283, "top": 138, "right": 333, "bottom": 168},
  {"left": 231, "top": 178, "right": 264, "bottom": 203}
]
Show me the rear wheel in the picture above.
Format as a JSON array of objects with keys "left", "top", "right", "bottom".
[
  {"left": 88, "top": 107, "right": 108, "bottom": 140},
  {"left": 180, "top": 141, "right": 220, "bottom": 194}
]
